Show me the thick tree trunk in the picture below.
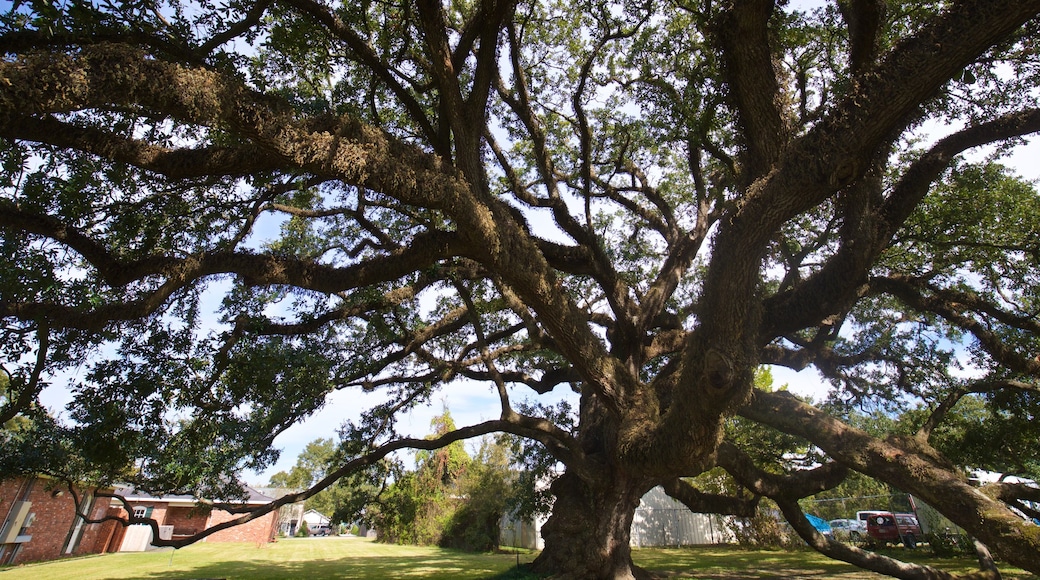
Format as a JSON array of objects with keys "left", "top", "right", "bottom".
[{"left": 531, "top": 470, "right": 653, "bottom": 580}]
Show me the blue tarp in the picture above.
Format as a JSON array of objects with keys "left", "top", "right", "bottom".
[{"left": 806, "top": 514, "right": 832, "bottom": 535}]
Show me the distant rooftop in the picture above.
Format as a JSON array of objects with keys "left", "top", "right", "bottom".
[{"left": 111, "top": 483, "right": 275, "bottom": 506}]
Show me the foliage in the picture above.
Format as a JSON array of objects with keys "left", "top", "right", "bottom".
[
  {"left": 803, "top": 471, "right": 900, "bottom": 521},
  {"left": 725, "top": 368, "right": 816, "bottom": 471},
  {"left": 368, "top": 409, "right": 469, "bottom": 546},
  {"left": 269, "top": 438, "right": 336, "bottom": 489},
  {"left": 0, "top": 373, "right": 30, "bottom": 433},
  {"left": 267, "top": 437, "right": 360, "bottom": 518},
  {"left": 502, "top": 400, "right": 575, "bottom": 521},
  {"left": 927, "top": 530, "right": 978, "bottom": 558},
  {"left": 349, "top": 411, "right": 519, "bottom": 552},
  {"left": 912, "top": 393, "right": 1040, "bottom": 483},
  {"left": 726, "top": 500, "right": 799, "bottom": 551},
  {"left": 441, "top": 436, "right": 516, "bottom": 552},
  {"left": 2, "top": 0, "right": 1040, "bottom": 576}
]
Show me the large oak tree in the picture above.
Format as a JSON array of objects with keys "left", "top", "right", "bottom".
[{"left": 2, "top": 1, "right": 1040, "bottom": 578}]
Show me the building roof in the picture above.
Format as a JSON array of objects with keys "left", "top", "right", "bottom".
[
  {"left": 252, "top": 486, "right": 303, "bottom": 500},
  {"left": 111, "top": 483, "right": 276, "bottom": 507}
]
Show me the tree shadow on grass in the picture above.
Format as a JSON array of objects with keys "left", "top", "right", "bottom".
[
  {"left": 635, "top": 546, "right": 857, "bottom": 576},
  {"left": 632, "top": 546, "right": 1040, "bottom": 580},
  {"left": 125, "top": 550, "right": 535, "bottom": 580}
]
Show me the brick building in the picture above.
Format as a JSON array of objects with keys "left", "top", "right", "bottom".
[
  {"left": 0, "top": 476, "right": 278, "bottom": 564},
  {"left": 108, "top": 484, "right": 278, "bottom": 550},
  {"left": 0, "top": 475, "right": 120, "bottom": 565}
]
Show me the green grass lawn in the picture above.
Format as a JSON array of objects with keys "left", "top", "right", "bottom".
[
  {"left": 0, "top": 537, "right": 531, "bottom": 580},
  {"left": 635, "top": 545, "right": 1039, "bottom": 579},
  {"left": 1, "top": 537, "right": 1037, "bottom": 579}
]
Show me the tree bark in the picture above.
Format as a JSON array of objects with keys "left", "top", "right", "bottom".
[
  {"left": 742, "top": 390, "right": 1040, "bottom": 575},
  {"left": 531, "top": 470, "right": 653, "bottom": 580}
]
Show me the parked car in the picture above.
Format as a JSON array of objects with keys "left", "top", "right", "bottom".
[
  {"left": 894, "top": 513, "right": 922, "bottom": 548},
  {"left": 308, "top": 524, "right": 331, "bottom": 536},
  {"left": 865, "top": 512, "right": 921, "bottom": 548},
  {"left": 829, "top": 518, "right": 866, "bottom": 541}
]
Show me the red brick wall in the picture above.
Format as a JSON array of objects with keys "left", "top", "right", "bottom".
[
  {"left": 0, "top": 476, "right": 117, "bottom": 565},
  {"left": 163, "top": 506, "right": 208, "bottom": 537},
  {"left": 109, "top": 501, "right": 276, "bottom": 545},
  {"left": 103, "top": 506, "right": 127, "bottom": 552},
  {"left": 205, "top": 508, "right": 277, "bottom": 544},
  {"left": 146, "top": 503, "right": 170, "bottom": 526},
  {"left": 109, "top": 502, "right": 170, "bottom": 524},
  {"left": 75, "top": 509, "right": 119, "bottom": 557}
]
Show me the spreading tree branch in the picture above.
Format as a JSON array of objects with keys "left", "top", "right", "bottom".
[
  {"left": 741, "top": 388, "right": 1040, "bottom": 573},
  {"left": 775, "top": 497, "right": 997, "bottom": 580},
  {"left": 660, "top": 477, "right": 759, "bottom": 517},
  {"left": 761, "top": 107, "right": 1040, "bottom": 340}
]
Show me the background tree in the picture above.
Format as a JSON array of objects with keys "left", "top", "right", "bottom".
[
  {"left": 366, "top": 408, "right": 477, "bottom": 546},
  {"left": 269, "top": 438, "right": 335, "bottom": 490},
  {"left": 2, "top": 1, "right": 1040, "bottom": 578},
  {"left": 365, "top": 422, "right": 516, "bottom": 551},
  {"left": 440, "top": 434, "right": 516, "bottom": 552},
  {"left": 267, "top": 437, "right": 356, "bottom": 518}
]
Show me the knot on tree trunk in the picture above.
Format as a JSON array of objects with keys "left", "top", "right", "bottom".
[{"left": 704, "top": 348, "right": 735, "bottom": 390}]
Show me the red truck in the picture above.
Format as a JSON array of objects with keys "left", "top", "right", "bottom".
[{"left": 865, "top": 512, "right": 922, "bottom": 548}]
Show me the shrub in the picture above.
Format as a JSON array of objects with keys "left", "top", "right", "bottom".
[
  {"left": 728, "top": 510, "right": 798, "bottom": 549},
  {"left": 927, "top": 530, "right": 975, "bottom": 558}
]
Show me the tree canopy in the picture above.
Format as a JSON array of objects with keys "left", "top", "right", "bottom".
[{"left": 2, "top": 1, "right": 1040, "bottom": 577}]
